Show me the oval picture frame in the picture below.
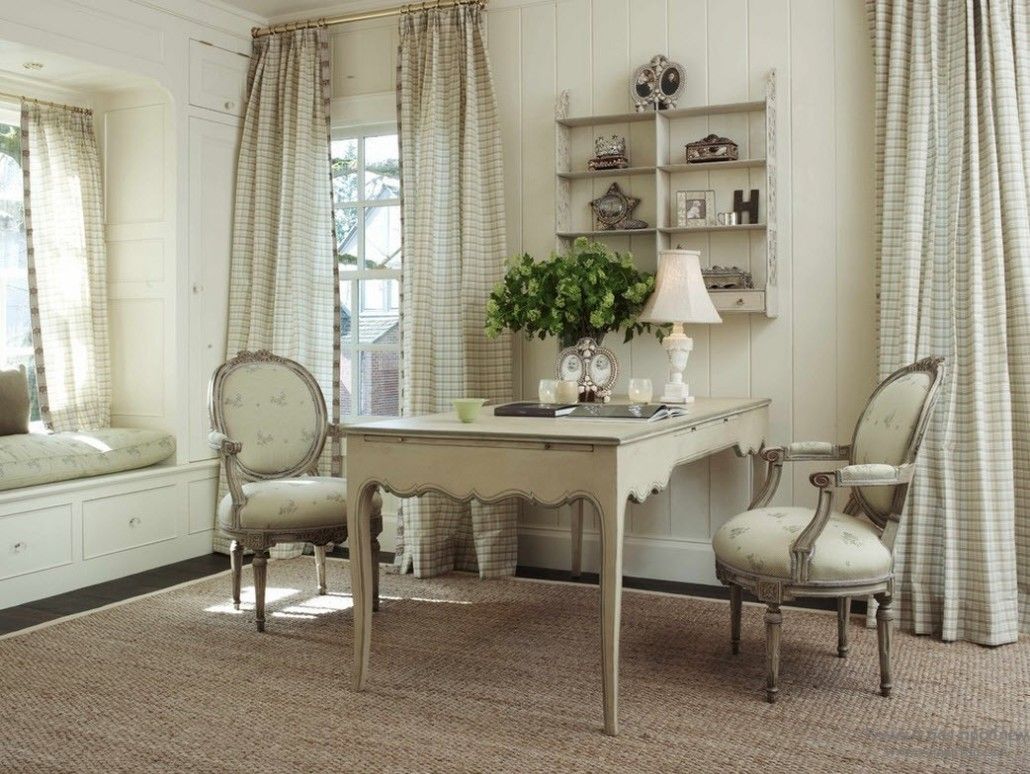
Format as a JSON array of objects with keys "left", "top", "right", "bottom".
[{"left": 631, "top": 54, "right": 685, "bottom": 111}]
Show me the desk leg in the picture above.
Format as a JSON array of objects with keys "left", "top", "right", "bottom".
[
  {"left": 570, "top": 500, "right": 584, "bottom": 578},
  {"left": 598, "top": 493, "right": 627, "bottom": 736},
  {"left": 349, "top": 481, "right": 378, "bottom": 691}
]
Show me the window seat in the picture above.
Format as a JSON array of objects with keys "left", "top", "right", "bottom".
[{"left": 0, "top": 428, "right": 176, "bottom": 492}]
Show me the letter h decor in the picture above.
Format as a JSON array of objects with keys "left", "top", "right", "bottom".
[{"left": 733, "top": 189, "right": 760, "bottom": 225}]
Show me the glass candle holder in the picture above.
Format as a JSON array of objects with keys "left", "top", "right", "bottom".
[
  {"left": 628, "top": 378, "right": 653, "bottom": 404},
  {"left": 538, "top": 379, "right": 558, "bottom": 404},
  {"left": 556, "top": 379, "right": 580, "bottom": 404}
]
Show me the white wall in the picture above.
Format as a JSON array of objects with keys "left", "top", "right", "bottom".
[
  {"left": 312, "top": 0, "right": 877, "bottom": 582},
  {"left": 495, "top": 0, "right": 876, "bottom": 582}
]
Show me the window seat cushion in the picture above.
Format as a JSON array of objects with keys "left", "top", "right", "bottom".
[{"left": 0, "top": 428, "right": 176, "bottom": 492}]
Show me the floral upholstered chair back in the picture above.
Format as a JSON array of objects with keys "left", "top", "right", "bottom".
[
  {"left": 209, "top": 351, "right": 328, "bottom": 480},
  {"left": 849, "top": 357, "right": 945, "bottom": 527}
]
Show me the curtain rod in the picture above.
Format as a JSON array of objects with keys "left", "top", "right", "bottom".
[
  {"left": 0, "top": 91, "right": 91, "bottom": 113},
  {"left": 251, "top": 0, "right": 486, "bottom": 38}
]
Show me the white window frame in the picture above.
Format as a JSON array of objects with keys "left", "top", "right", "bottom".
[{"left": 331, "top": 123, "right": 402, "bottom": 421}]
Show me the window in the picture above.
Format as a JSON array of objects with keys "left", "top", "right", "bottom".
[
  {"left": 0, "top": 107, "right": 37, "bottom": 420},
  {"left": 331, "top": 130, "right": 401, "bottom": 418}
]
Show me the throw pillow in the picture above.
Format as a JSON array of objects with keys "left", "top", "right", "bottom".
[{"left": 0, "top": 365, "right": 31, "bottom": 435}]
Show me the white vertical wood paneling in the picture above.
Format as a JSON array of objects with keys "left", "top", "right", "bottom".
[
  {"left": 517, "top": 3, "right": 559, "bottom": 528},
  {"left": 747, "top": 0, "right": 794, "bottom": 507},
  {"left": 313, "top": 0, "right": 874, "bottom": 577},
  {"left": 489, "top": 8, "right": 523, "bottom": 261},
  {"left": 833, "top": 0, "right": 877, "bottom": 435},
  {"left": 590, "top": 0, "right": 630, "bottom": 113},
  {"left": 625, "top": 0, "right": 670, "bottom": 537},
  {"left": 790, "top": 0, "right": 838, "bottom": 506}
]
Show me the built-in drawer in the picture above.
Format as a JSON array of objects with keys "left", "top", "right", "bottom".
[
  {"left": 82, "top": 485, "right": 177, "bottom": 559},
  {"left": 710, "top": 289, "right": 766, "bottom": 313},
  {"left": 188, "top": 39, "right": 249, "bottom": 117},
  {"left": 0, "top": 505, "right": 73, "bottom": 580}
]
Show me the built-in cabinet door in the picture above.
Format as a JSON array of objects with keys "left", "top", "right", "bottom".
[
  {"left": 188, "top": 39, "right": 249, "bottom": 117},
  {"left": 188, "top": 116, "right": 240, "bottom": 461}
]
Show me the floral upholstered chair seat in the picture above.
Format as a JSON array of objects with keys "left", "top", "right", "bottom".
[
  {"left": 713, "top": 506, "right": 891, "bottom": 583},
  {"left": 217, "top": 478, "right": 383, "bottom": 531}
]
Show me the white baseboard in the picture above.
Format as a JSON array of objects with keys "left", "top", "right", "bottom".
[
  {"left": 377, "top": 514, "right": 719, "bottom": 586},
  {"left": 517, "top": 527, "right": 719, "bottom": 585}
]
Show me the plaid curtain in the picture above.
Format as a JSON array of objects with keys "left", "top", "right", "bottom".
[
  {"left": 394, "top": 2, "right": 518, "bottom": 578},
  {"left": 869, "top": 0, "right": 1030, "bottom": 643},
  {"left": 215, "top": 27, "right": 340, "bottom": 557},
  {"left": 21, "top": 101, "right": 110, "bottom": 432}
]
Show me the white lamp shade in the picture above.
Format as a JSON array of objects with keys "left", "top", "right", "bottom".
[{"left": 639, "top": 249, "right": 722, "bottom": 325}]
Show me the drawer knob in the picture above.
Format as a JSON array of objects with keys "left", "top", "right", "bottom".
[
  {"left": 12, "top": 541, "right": 26, "bottom": 553},
  {"left": 735, "top": 297, "right": 745, "bottom": 306},
  {"left": 224, "top": 100, "right": 234, "bottom": 111},
  {"left": 129, "top": 517, "right": 142, "bottom": 528}
]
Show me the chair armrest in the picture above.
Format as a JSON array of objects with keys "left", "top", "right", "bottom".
[
  {"left": 208, "top": 431, "right": 247, "bottom": 519},
  {"left": 834, "top": 463, "right": 914, "bottom": 487},
  {"left": 748, "top": 442, "right": 851, "bottom": 509},
  {"left": 785, "top": 471, "right": 838, "bottom": 583},
  {"left": 208, "top": 431, "right": 242, "bottom": 456},
  {"left": 791, "top": 463, "right": 916, "bottom": 582},
  {"left": 780, "top": 442, "right": 851, "bottom": 461}
]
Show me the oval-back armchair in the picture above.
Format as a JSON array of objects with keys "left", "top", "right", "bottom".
[
  {"left": 208, "top": 350, "right": 382, "bottom": 631},
  {"left": 712, "top": 356, "right": 945, "bottom": 701}
]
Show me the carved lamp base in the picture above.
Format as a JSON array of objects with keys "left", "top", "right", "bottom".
[{"left": 659, "top": 325, "right": 694, "bottom": 404}]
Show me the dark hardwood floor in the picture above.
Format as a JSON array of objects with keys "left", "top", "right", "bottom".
[{"left": 0, "top": 549, "right": 859, "bottom": 636}]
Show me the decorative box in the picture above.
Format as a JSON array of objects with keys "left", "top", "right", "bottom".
[
  {"left": 701, "top": 265, "right": 754, "bottom": 290},
  {"left": 588, "top": 134, "right": 629, "bottom": 170},
  {"left": 685, "top": 134, "right": 739, "bottom": 163}
]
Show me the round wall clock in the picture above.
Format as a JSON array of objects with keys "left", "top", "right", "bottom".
[{"left": 555, "top": 337, "right": 619, "bottom": 403}]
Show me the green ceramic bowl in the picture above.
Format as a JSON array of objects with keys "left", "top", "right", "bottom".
[{"left": 452, "top": 397, "right": 487, "bottom": 423}]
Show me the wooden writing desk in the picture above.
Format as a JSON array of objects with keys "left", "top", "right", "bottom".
[{"left": 345, "top": 397, "right": 769, "bottom": 735}]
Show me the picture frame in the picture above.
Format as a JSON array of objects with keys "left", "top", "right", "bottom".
[{"left": 676, "top": 190, "right": 715, "bottom": 228}]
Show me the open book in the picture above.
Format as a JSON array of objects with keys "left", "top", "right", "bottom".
[{"left": 567, "top": 403, "right": 689, "bottom": 422}]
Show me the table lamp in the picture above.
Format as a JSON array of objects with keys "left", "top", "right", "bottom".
[{"left": 639, "top": 249, "right": 722, "bottom": 403}]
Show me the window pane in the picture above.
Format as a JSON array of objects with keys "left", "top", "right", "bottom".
[
  {"left": 339, "top": 279, "right": 354, "bottom": 343},
  {"left": 358, "top": 279, "right": 399, "bottom": 345},
  {"left": 364, "top": 205, "right": 401, "bottom": 269},
  {"left": 335, "top": 206, "right": 359, "bottom": 271},
  {"left": 364, "top": 134, "right": 399, "bottom": 200},
  {"left": 339, "top": 348, "right": 353, "bottom": 417},
  {"left": 359, "top": 350, "right": 399, "bottom": 416},
  {"left": 331, "top": 138, "right": 359, "bottom": 203},
  {"left": 0, "top": 121, "right": 34, "bottom": 420}
]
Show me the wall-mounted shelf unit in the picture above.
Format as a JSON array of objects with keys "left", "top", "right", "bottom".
[
  {"left": 557, "top": 166, "right": 657, "bottom": 180},
  {"left": 554, "top": 71, "right": 778, "bottom": 318},
  {"left": 660, "top": 224, "right": 766, "bottom": 235}
]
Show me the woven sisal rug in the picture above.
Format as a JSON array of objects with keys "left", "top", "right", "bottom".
[{"left": 0, "top": 558, "right": 1027, "bottom": 773}]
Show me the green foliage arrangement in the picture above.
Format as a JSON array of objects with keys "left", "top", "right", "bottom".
[{"left": 485, "top": 238, "right": 665, "bottom": 345}]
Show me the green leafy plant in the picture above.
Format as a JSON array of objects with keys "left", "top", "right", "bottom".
[{"left": 485, "top": 238, "right": 666, "bottom": 345}]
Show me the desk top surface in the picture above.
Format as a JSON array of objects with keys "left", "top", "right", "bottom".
[{"left": 345, "top": 397, "right": 770, "bottom": 446}]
